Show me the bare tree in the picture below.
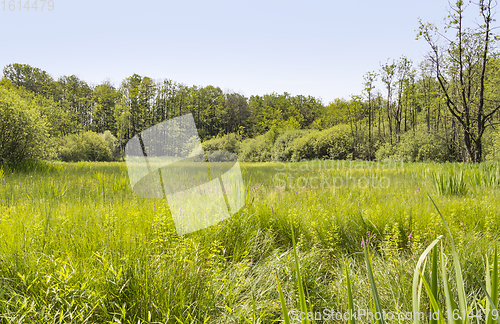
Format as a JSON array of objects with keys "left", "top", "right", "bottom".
[
  {"left": 363, "top": 71, "right": 377, "bottom": 159},
  {"left": 418, "top": 0, "right": 500, "bottom": 162}
]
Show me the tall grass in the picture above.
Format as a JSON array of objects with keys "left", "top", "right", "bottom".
[
  {"left": 432, "top": 170, "right": 468, "bottom": 196},
  {"left": 0, "top": 160, "right": 497, "bottom": 322}
]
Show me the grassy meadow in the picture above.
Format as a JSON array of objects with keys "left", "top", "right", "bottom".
[{"left": 0, "top": 160, "right": 499, "bottom": 323}]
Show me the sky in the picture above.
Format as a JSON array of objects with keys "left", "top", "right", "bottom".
[{"left": 0, "top": 0, "right": 471, "bottom": 104}]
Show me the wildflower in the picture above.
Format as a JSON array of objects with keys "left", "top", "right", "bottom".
[
  {"left": 366, "top": 230, "right": 370, "bottom": 245},
  {"left": 361, "top": 240, "right": 364, "bottom": 248},
  {"left": 271, "top": 205, "right": 274, "bottom": 214},
  {"left": 1, "top": 178, "right": 4, "bottom": 185},
  {"left": 358, "top": 201, "right": 361, "bottom": 206},
  {"left": 153, "top": 203, "right": 156, "bottom": 213},
  {"left": 408, "top": 231, "right": 413, "bottom": 243}
]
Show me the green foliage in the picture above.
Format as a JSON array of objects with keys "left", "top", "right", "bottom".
[
  {"left": 363, "top": 243, "right": 386, "bottom": 324},
  {"left": 239, "top": 134, "right": 272, "bottom": 162},
  {"left": 202, "top": 133, "right": 240, "bottom": 154},
  {"left": 92, "top": 82, "right": 118, "bottom": 134},
  {"left": 0, "top": 86, "right": 48, "bottom": 163},
  {"left": 271, "top": 129, "right": 311, "bottom": 161},
  {"left": 432, "top": 169, "right": 468, "bottom": 196},
  {"left": 375, "top": 142, "right": 397, "bottom": 161},
  {"left": 3, "top": 63, "right": 54, "bottom": 95},
  {"left": 382, "top": 222, "right": 401, "bottom": 261},
  {"left": 58, "top": 131, "right": 113, "bottom": 162},
  {"left": 248, "top": 92, "right": 309, "bottom": 136},
  {"left": 485, "top": 128, "right": 500, "bottom": 162},
  {"left": 310, "top": 98, "right": 350, "bottom": 129},
  {"left": 101, "top": 130, "right": 121, "bottom": 159},
  {"left": 289, "top": 130, "right": 321, "bottom": 161},
  {"left": 0, "top": 161, "right": 498, "bottom": 322},
  {"left": 314, "top": 124, "right": 353, "bottom": 159},
  {"left": 276, "top": 224, "right": 311, "bottom": 324},
  {"left": 376, "top": 127, "right": 448, "bottom": 162},
  {"left": 202, "top": 133, "right": 241, "bottom": 162},
  {"left": 289, "top": 124, "right": 353, "bottom": 161}
]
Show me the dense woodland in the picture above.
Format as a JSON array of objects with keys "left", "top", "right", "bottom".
[{"left": 2, "top": 1, "right": 500, "bottom": 164}]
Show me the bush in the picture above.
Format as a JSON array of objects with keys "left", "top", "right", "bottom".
[
  {"left": 375, "top": 142, "right": 397, "bottom": 161},
  {"left": 0, "top": 87, "right": 48, "bottom": 163},
  {"left": 101, "top": 130, "right": 121, "bottom": 159},
  {"left": 58, "top": 131, "right": 113, "bottom": 162},
  {"left": 289, "top": 131, "right": 321, "bottom": 161},
  {"left": 484, "top": 128, "right": 500, "bottom": 161},
  {"left": 202, "top": 133, "right": 240, "bottom": 154},
  {"left": 314, "top": 124, "right": 352, "bottom": 159},
  {"left": 375, "top": 127, "right": 448, "bottom": 162},
  {"left": 239, "top": 134, "right": 271, "bottom": 162},
  {"left": 271, "top": 130, "right": 311, "bottom": 161},
  {"left": 289, "top": 125, "right": 353, "bottom": 161}
]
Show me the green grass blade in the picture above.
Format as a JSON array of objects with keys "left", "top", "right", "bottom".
[
  {"left": 486, "top": 247, "right": 498, "bottom": 324},
  {"left": 487, "top": 255, "right": 492, "bottom": 324},
  {"left": 428, "top": 195, "right": 468, "bottom": 324},
  {"left": 440, "top": 243, "right": 459, "bottom": 324},
  {"left": 291, "top": 224, "right": 309, "bottom": 324},
  {"left": 431, "top": 245, "right": 439, "bottom": 324},
  {"left": 467, "top": 262, "right": 500, "bottom": 324},
  {"left": 344, "top": 260, "right": 356, "bottom": 324},
  {"left": 419, "top": 269, "right": 446, "bottom": 324},
  {"left": 363, "top": 244, "right": 385, "bottom": 324},
  {"left": 276, "top": 273, "right": 291, "bottom": 324},
  {"left": 413, "top": 236, "right": 444, "bottom": 324},
  {"left": 493, "top": 247, "right": 498, "bottom": 323}
]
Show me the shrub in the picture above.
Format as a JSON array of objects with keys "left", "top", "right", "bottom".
[
  {"left": 314, "top": 124, "right": 352, "bottom": 159},
  {"left": 375, "top": 127, "right": 448, "bottom": 162},
  {"left": 484, "top": 128, "right": 500, "bottom": 161},
  {"left": 239, "top": 134, "right": 271, "bottom": 162},
  {"left": 271, "top": 130, "right": 311, "bottom": 161},
  {"left": 58, "top": 131, "right": 113, "bottom": 162},
  {"left": 202, "top": 133, "right": 240, "bottom": 154},
  {"left": 101, "top": 130, "right": 121, "bottom": 159},
  {"left": 289, "top": 131, "right": 320, "bottom": 161},
  {"left": 205, "top": 150, "right": 237, "bottom": 162},
  {"left": 375, "top": 142, "right": 397, "bottom": 161},
  {"left": 0, "top": 87, "right": 48, "bottom": 163},
  {"left": 289, "top": 124, "right": 353, "bottom": 161}
]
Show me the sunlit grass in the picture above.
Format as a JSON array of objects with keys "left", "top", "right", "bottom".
[{"left": 0, "top": 160, "right": 498, "bottom": 322}]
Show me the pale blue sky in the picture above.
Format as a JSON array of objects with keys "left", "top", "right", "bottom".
[{"left": 0, "top": 0, "right": 468, "bottom": 103}]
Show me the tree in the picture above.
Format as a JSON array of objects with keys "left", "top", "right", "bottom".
[
  {"left": 394, "top": 56, "right": 413, "bottom": 137},
  {"left": 418, "top": 0, "right": 500, "bottom": 162},
  {"left": 2, "top": 63, "right": 54, "bottom": 96},
  {"left": 54, "top": 75, "right": 93, "bottom": 132},
  {"left": 380, "top": 60, "right": 397, "bottom": 144},
  {"left": 92, "top": 81, "right": 118, "bottom": 134},
  {"left": 224, "top": 91, "right": 250, "bottom": 134},
  {"left": 120, "top": 74, "right": 156, "bottom": 140},
  {"left": 0, "top": 86, "right": 48, "bottom": 163},
  {"left": 363, "top": 71, "right": 377, "bottom": 159}
]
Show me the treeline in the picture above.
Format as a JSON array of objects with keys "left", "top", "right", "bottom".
[
  {"left": 1, "top": 57, "right": 500, "bottom": 164},
  {"left": 2, "top": 1, "right": 500, "bottom": 164},
  {"left": 1, "top": 63, "right": 324, "bottom": 141},
  {"left": 0, "top": 63, "right": 326, "bottom": 163}
]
